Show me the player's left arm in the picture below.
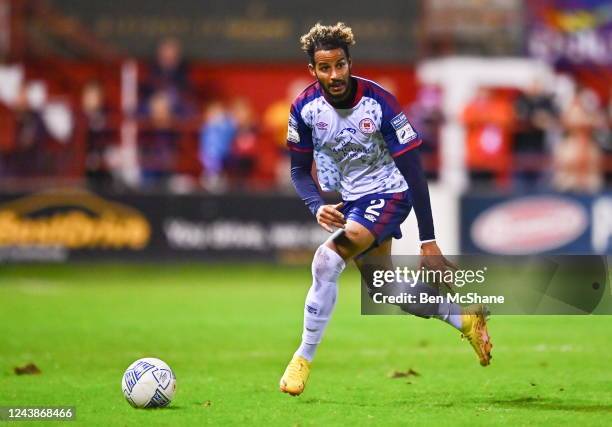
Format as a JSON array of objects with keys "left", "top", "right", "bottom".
[
  {"left": 392, "top": 148, "right": 455, "bottom": 269},
  {"left": 380, "top": 103, "right": 456, "bottom": 270}
]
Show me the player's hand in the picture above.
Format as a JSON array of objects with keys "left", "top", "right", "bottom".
[
  {"left": 419, "top": 241, "right": 458, "bottom": 272},
  {"left": 316, "top": 202, "right": 346, "bottom": 233}
]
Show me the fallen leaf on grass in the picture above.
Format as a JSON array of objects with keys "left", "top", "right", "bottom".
[
  {"left": 14, "top": 363, "right": 41, "bottom": 375},
  {"left": 389, "top": 369, "right": 420, "bottom": 379}
]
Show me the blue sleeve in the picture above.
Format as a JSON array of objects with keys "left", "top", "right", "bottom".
[
  {"left": 290, "top": 150, "right": 324, "bottom": 216},
  {"left": 392, "top": 146, "right": 435, "bottom": 242},
  {"left": 287, "top": 104, "right": 322, "bottom": 216},
  {"left": 377, "top": 92, "right": 422, "bottom": 157},
  {"left": 286, "top": 105, "right": 314, "bottom": 153}
]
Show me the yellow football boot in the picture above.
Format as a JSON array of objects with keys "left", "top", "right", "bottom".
[
  {"left": 461, "top": 305, "right": 493, "bottom": 366},
  {"left": 279, "top": 355, "right": 311, "bottom": 396}
]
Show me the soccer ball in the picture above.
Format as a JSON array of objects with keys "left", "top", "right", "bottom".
[{"left": 121, "top": 358, "right": 176, "bottom": 408}]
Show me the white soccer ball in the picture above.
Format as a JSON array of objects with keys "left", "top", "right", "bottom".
[{"left": 121, "top": 358, "right": 177, "bottom": 408}]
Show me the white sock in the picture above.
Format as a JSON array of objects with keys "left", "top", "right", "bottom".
[
  {"left": 435, "top": 300, "right": 463, "bottom": 331},
  {"left": 295, "top": 245, "right": 345, "bottom": 362},
  {"left": 381, "top": 277, "right": 464, "bottom": 331}
]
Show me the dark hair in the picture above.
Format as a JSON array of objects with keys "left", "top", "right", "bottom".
[{"left": 300, "top": 22, "right": 355, "bottom": 64}]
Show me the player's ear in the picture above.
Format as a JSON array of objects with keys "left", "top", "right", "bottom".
[{"left": 308, "top": 63, "right": 316, "bottom": 78}]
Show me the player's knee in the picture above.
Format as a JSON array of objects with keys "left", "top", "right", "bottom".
[
  {"left": 328, "top": 222, "right": 374, "bottom": 260},
  {"left": 312, "top": 245, "right": 346, "bottom": 283}
]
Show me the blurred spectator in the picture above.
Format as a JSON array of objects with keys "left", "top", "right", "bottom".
[
  {"left": 141, "top": 37, "right": 194, "bottom": 117},
  {"left": 138, "top": 91, "right": 180, "bottom": 189},
  {"left": 607, "top": 90, "right": 612, "bottom": 185},
  {"left": 608, "top": 88, "right": 612, "bottom": 130},
  {"left": 405, "top": 85, "right": 444, "bottom": 180},
  {"left": 608, "top": 89, "right": 612, "bottom": 130},
  {"left": 199, "top": 101, "right": 236, "bottom": 192},
  {"left": 227, "top": 98, "right": 258, "bottom": 186},
  {"left": 3, "top": 85, "right": 50, "bottom": 177},
  {"left": 80, "top": 81, "right": 118, "bottom": 190},
  {"left": 263, "top": 79, "right": 310, "bottom": 148},
  {"left": 0, "top": 103, "right": 13, "bottom": 157},
  {"left": 462, "top": 87, "right": 514, "bottom": 188},
  {"left": 513, "top": 79, "right": 558, "bottom": 188},
  {"left": 263, "top": 78, "right": 310, "bottom": 188},
  {"left": 552, "top": 87, "right": 604, "bottom": 193}
]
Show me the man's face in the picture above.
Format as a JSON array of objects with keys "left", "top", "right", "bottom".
[{"left": 309, "top": 48, "right": 352, "bottom": 101}]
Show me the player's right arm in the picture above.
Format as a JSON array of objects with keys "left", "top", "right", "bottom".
[{"left": 287, "top": 106, "right": 345, "bottom": 232}]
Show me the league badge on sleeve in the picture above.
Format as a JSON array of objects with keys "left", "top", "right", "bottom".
[{"left": 391, "top": 112, "right": 417, "bottom": 144}]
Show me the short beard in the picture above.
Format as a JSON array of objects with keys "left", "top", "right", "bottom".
[{"left": 319, "top": 75, "right": 352, "bottom": 103}]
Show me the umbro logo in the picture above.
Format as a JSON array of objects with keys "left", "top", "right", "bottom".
[
  {"left": 306, "top": 305, "right": 319, "bottom": 315},
  {"left": 316, "top": 122, "right": 328, "bottom": 130}
]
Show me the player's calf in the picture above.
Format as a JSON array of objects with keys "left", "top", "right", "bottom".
[{"left": 280, "top": 245, "right": 345, "bottom": 396}]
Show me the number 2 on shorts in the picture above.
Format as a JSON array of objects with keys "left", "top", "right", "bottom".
[{"left": 365, "top": 199, "right": 385, "bottom": 218}]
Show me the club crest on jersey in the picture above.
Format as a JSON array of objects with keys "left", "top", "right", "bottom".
[
  {"left": 316, "top": 121, "right": 328, "bottom": 130},
  {"left": 359, "top": 118, "right": 375, "bottom": 134}
]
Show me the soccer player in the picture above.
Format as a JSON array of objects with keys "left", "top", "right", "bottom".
[{"left": 280, "top": 23, "right": 492, "bottom": 396}]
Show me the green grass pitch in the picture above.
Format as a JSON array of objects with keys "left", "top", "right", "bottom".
[{"left": 1, "top": 263, "right": 611, "bottom": 426}]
